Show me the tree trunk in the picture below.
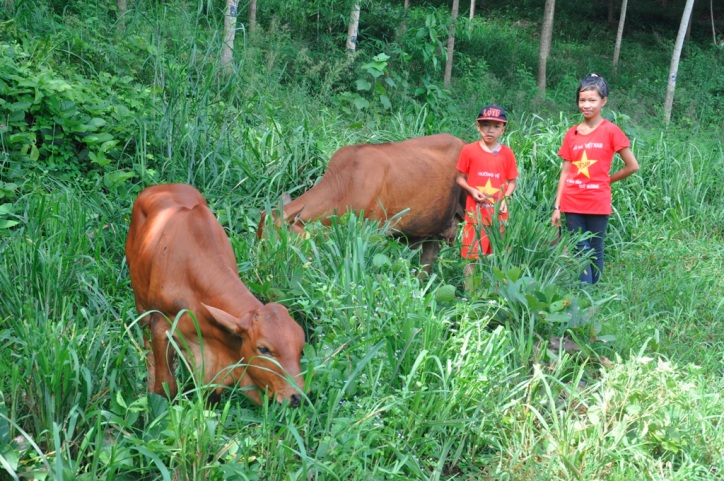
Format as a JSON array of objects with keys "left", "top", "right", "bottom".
[
  {"left": 398, "top": 0, "right": 410, "bottom": 38},
  {"left": 663, "top": 0, "right": 695, "bottom": 123},
  {"left": 608, "top": 0, "right": 614, "bottom": 25},
  {"left": 537, "top": 0, "right": 555, "bottom": 96},
  {"left": 444, "top": 0, "right": 460, "bottom": 89},
  {"left": 469, "top": 0, "right": 476, "bottom": 34},
  {"left": 220, "top": 0, "right": 240, "bottom": 76},
  {"left": 711, "top": 0, "right": 718, "bottom": 45},
  {"left": 249, "top": 0, "right": 257, "bottom": 32},
  {"left": 117, "top": 0, "right": 126, "bottom": 29},
  {"left": 346, "top": 4, "right": 361, "bottom": 54},
  {"left": 612, "top": 0, "right": 628, "bottom": 74}
]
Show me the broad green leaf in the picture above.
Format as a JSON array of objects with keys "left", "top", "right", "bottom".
[
  {"left": 0, "top": 220, "right": 19, "bottom": 229},
  {"left": 8, "top": 100, "right": 31, "bottom": 111},
  {"left": 352, "top": 97, "right": 369, "bottom": 110},
  {"left": 83, "top": 133, "right": 114, "bottom": 144},
  {"left": 355, "top": 79, "right": 372, "bottom": 91},
  {"left": 380, "top": 95, "right": 391, "bottom": 110},
  {"left": 29, "top": 144, "right": 39, "bottom": 161}
]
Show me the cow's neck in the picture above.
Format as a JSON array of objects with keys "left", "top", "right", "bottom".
[{"left": 199, "top": 265, "right": 261, "bottom": 318}]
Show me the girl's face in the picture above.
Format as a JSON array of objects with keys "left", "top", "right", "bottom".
[
  {"left": 577, "top": 88, "right": 607, "bottom": 120},
  {"left": 476, "top": 120, "right": 505, "bottom": 146}
]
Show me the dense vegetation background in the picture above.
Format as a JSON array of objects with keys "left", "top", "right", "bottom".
[{"left": 1, "top": 0, "right": 722, "bottom": 479}]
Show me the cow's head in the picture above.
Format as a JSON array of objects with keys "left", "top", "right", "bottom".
[{"left": 203, "top": 302, "right": 305, "bottom": 407}]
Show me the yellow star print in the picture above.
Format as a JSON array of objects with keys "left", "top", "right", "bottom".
[
  {"left": 573, "top": 150, "right": 598, "bottom": 178},
  {"left": 476, "top": 179, "right": 500, "bottom": 197}
]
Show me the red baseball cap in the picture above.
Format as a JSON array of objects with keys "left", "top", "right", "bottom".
[{"left": 476, "top": 105, "right": 507, "bottom": 123}]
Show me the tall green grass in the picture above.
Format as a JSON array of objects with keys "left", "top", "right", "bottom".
[{"left": 1, "top": 1, "right": 722, "bottom": 479}]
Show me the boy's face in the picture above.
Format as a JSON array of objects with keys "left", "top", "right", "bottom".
[{"left": 476, "top": 120, "right": 505, "bottom": 145}]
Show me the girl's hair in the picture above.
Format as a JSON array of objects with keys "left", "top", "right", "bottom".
[{"left": 577, "top": 73, "right": 609, "bottom": 101}]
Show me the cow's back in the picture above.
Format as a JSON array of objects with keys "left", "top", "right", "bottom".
[
  {"left": 286, "top": 133, "right": 464, "bottom": 240},
  {"left": 126, "top": 184, "right": 239, "bottom": 315}
]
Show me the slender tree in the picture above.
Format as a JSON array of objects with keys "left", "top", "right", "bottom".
[
  {"left": 398, "top": 0, "right": 410, "bottom": 38},
  {"left": 469, "top": 0, "right": 477, "bottom": 34},
  {"left": 711, "top": 0, "right": 717, "bottom": 45},
  {"left": 346, "top": 4, "right": 361, "bottom": 54},
  {"left": 537, "top": 0, "right": 555, "bottom": 96},
  {"left": 117, "top": 0, "right": 126, "bottom": 17},
  {"left": 249, "top": 0, "right": 257, "bottom": 32},
  {"left": 612, "top": 0, "right": 628, "bottom": 74},
  {"left": 664, "top": 0, "right": 695, "bottom": 123},
  {"left": 117, "top": 0, "right": 127, "bottom": 30},
  {"left": 220, "top": 0, "right": 240, "bottom": 76},
  {"left": 444, "top": 0, "right": 460, "bottom": 88}
]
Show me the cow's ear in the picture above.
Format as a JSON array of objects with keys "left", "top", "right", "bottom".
[
  {"left": 283, "top": 204, "right": 304, "bottom": 223},
  {"left": 203, "top": 303, "right": 251, "bottom": 335}
]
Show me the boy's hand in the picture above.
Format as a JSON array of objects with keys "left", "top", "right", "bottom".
[
  {"left": 499, "top": 198, "right": 508, "bottom": 214},
  {"left": 470, "top": 189, "right": 486, "bottom": 202}
]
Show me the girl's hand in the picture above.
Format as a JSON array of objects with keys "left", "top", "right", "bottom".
[
  {"left": 551, "top": 209, "right": 561, "bottom": 226},
  {"left": 499, "top": 198, "right": 508, "bottom": 214}
]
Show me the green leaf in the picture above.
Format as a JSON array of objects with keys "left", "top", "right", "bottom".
[
  {"left": 355, "top": 79, "right": 372, "bottom": 91},
  {"left": 99, "top": 140, "right": 118, "bottom": 153},
  {"left": 549, "top": 299, "right": 570, "bottom": 312},
  {"left": 45, "top": 79, "right": 72, "bottom": 92},
  {"left": 84, "top": 118, "right": 107, "bottom": 130},
  {"left": 29, "top": 143, "right": 40, "bottom": 161},
  {"left": 352, "top": 97, "right": 369, "bottom": 110},
  {"left": 0, "top": 220, "right": 19, "bottom": 229},
  {"left": 104, "top": 170, "right": 135, "bottom": 187},
  {"left": 82, "top": 133, "right": 114, "bottom": 145},
  {"left": 89, "top": 151, "right": 111, "bottom": 167},
  {"left": 8, "top": 100, "right": 31, "bottom": 111},
  {"left": 379, "top": 95, "right": 392, "bottom": 110}
]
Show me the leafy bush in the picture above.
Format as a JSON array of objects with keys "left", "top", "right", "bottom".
[{"left": 0, "top": 42, "right": 146, "bottom": 196}]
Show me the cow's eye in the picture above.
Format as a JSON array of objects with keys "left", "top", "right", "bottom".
[{"left": 258, "top": 346, "right": 272, "bottom": 356}]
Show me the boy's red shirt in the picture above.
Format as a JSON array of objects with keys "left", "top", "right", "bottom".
[
  {"left": 456, "top": 142, "right": 518, "bottom": 258},
  {"left": 456, "top": 142, "right": 518, "bottom": 213},
  {"left": 557, "top": 119, "right": 630, "bottom": 215}
]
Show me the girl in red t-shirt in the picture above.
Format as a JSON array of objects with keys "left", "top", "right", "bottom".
[
  {"left": 551, "top": 74, "right": 639, "bottom": 284},
  {"left": 457, "top": 105, "right": 519, "bottom": 280}
]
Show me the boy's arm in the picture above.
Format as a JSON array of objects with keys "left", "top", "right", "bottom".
[
  {"left": 457, "top": 172, "right": 485, "bottom": 202},
  {"left": 503, "top": 178, "right": 517, "bottom": 198}
]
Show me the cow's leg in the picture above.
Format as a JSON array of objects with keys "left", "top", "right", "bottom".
[
  {"left": 148, "top": 312, "right": 178, "bottom": 398},
  {"left": 419, "top": 240, "right": 440, "bottom": 274},
  {"left": 143, "top": 328, "right": 156, "bottom": 394}
]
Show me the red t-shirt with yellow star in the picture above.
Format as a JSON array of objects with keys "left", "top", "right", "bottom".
[
  {"left": 457, "top": 142, "right": 518, "bottom": 212},
  {"left": 456, "top": 142, "right": 518, "bottom": 258},
  {"left": 557, "top": 119, "right": 630, "bottom": 215}
]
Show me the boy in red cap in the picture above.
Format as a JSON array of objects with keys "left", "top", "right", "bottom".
[{"left": 456, "top": 105, "right": 519, "bottom": 281}]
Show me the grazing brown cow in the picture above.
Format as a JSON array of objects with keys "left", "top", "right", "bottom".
[
  {"left": 126, "top": 184, "right": 305, "bottom": 407},
  {"left": 258, "top": 134, "right": 466, "bottom": 268}
]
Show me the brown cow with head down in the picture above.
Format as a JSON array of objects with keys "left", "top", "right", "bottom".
[
  {"left": 258, "top": 134, "right": 466, "bottom": 267},
  {"left": 126, "top": 184, "right": 305, "bottom": 407}
]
